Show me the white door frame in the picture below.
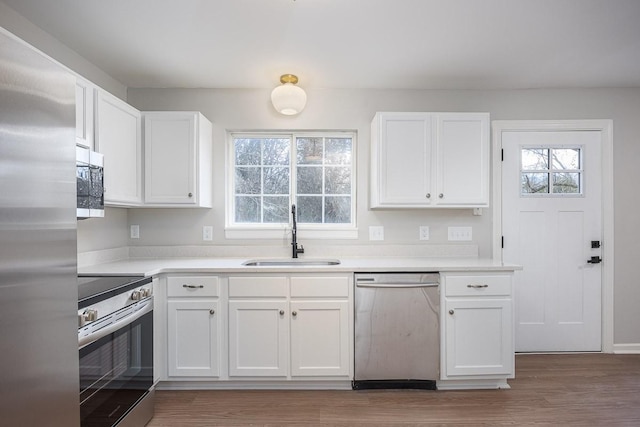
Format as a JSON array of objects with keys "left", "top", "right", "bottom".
[{"left": 492, "top": 120, "right": 614, "bottom": 353}]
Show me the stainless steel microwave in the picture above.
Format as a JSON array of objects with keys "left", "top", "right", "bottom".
[{"left": 76, "top": 146, "right": 104, "bottom": 219}]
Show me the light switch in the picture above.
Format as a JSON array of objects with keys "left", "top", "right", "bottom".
[
  {"left": 448, "top": 226, "right": 472, "bottom": 241},
  {"left": 130, "top": 225, "right": 140, "bottom": 239},
  {"left": 369, "top": 226, "right": 384, "bottom": 241}
]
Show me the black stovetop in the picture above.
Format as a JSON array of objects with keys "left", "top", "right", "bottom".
[{"left": 78, "top": 275, "right": 151, "bottom": 307}]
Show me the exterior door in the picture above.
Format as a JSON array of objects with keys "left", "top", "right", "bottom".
[{"left": 502, "top": 129, "right": 602, "bottom": 352}]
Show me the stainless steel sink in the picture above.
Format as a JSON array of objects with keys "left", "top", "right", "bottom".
[{"left": 242, "top": 258, "right": 341, "bottom": 266}]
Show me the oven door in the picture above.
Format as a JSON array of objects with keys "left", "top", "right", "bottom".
[{"left": 79, "top": 302, "right": 153, "bottom": 426}]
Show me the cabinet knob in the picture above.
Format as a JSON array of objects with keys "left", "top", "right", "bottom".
[
  {"left": 439, "top": 193, "right": 444, "bottom": 199},
  {"left": 426, "top": 193, "right": 431, "bottom": 199},
  {"left": 279, "top": 310, "right": 285, "bottom": 315},
  {"left": 188, "top": 192, "right": 193, "bottom": 198},
  {"left": 209, "top": 309, "right": 215, "bottom": 315},
  {"left": 449, "top": 309, "right": 455, "bottom": 315},
  {"left": 292, "top": 311, "right": 297, "bottom": 317}
]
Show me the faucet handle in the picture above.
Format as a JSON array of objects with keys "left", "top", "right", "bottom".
[{"left": 298, "top": 244, "right": 304, "bottom": 254}]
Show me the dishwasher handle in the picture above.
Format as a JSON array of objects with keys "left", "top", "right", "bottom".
[{"left": 356, "top": 283, "right": 439, "bottom": 288}]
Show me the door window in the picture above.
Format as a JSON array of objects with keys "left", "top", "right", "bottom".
[{"left": 520, "top": 147, "right": 582, "bottom": 195}]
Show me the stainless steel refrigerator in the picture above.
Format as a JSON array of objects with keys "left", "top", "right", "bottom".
[{"left": 0, "top": 28, "right": 80, "bottom": 425}]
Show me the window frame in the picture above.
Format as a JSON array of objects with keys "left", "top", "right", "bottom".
[
  {"left": 519, "top": 144, "right": 585, "bottom": 197},
  {"left": 225, "top": 130, "right": 358, "bottom": 239}
]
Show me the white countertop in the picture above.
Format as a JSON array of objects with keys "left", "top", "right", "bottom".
[{"left": 78, "top": 256, "right": 521, "bottom": 277}]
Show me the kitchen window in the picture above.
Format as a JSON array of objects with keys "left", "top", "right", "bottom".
[{"left": 226, "top": 132, "right": 357, "bottom": 239}]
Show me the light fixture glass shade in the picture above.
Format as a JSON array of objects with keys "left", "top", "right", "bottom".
[{"left": 271, "top": 75, "right": 307, "bottom": 115}]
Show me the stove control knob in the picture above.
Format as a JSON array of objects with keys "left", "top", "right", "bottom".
[
  {"left": 140, "top": 288, "right": 151, "bottom": 298},
  {"left": 83, "top": 309, "right": 98, "bottom": 322},
  {"left": 131, "top": 290, "right": 141, "bottom": 301}
]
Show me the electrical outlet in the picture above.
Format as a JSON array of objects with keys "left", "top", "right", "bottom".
[
  {"left": 202, "top": 226, "right": 213, "bottom": 241},
  {"left": 448, "top": 226, "right": 472, "bottom": 241},
  {"left": 419, "top": 226, "right": 430, "bottom": 241},
  {"left": 369, "top": 226, "right": 384, "bottom": 241},
  {"left": 130, "top": 225, "right": 140, "bottom": 239}
]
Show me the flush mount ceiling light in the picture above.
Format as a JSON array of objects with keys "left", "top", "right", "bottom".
[{"left": 271, "top": 74, "right": 307, "bottom": 115}]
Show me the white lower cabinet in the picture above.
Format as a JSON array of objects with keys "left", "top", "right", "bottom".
[
  {"left": 166, "top": 276, "right": 221, "bottom": 378},
  {"left": 440, "top": 273, "right": 514, "bottom": 384},
  {"left": 228, "top": 300, "right": 289, "bottom": 377},
  {"left": 290, "top": 300, "right": 350, "bottom": 377},
  {"left": 228, "top": 275, "right": 352, "bottom": 379}
]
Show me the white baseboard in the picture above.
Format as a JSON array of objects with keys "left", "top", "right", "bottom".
[{"left": 613, "top": 343, "right": 640, "bottom": 354}]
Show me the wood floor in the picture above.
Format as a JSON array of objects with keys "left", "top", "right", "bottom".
[{"left": 148, "top": 354, "right": 640, "bottom": 426}]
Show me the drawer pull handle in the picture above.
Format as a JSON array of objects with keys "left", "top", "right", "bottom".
[
  {"left": 183, "top": 284, "right": 204, "bottom": 289},
  {"left": 467, "top": 284, "right": 488, "bottom": 289}
]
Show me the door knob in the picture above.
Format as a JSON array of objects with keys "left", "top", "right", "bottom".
[
  {"left": 279, "top": 310, "right": 285, "bottom": 315},
  {"left": 449, "top": 309, "right": 455, "bottom": 315},
  {"left": 209, "top": 309, "right": 215, "bottom": 315},
  {"left": 292, "top": 311, "right": 297, "bottom": 317}
]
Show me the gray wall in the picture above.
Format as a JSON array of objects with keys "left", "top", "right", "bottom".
[
  {"left": 0, "top": 2, "right": 126, "bottom": 99},
  {"left": 126, "top": 87, "right": 640, "bottom": 345}
]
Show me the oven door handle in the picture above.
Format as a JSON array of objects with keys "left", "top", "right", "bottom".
[{"left": 78, "top": 299, "right": 153, "bottom": 350}]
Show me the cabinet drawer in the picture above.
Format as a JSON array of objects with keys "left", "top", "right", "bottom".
[
  {"left": 290, "top": 276, "right": 349, "bottom": 298},
  {"left": 167, "top": 276, "right": 219, "bottom": 297},
  {"left": 229, "top": 276, "right": 288, "bottom": 297},
  {"left": 445, "top": 275, "right": 511, "bottom": 297}
]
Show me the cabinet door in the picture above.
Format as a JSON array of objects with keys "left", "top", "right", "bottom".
[
  {"left": 435, "top": 113, "right": 489, "bottom": 206},
  {"left": 290, "top": 301, "right": 350, "bottom": 377},
  {"left": 95, "top": 90, "right": 142, "bottom": 206},
  {"left": 75, "top": 77, "right": 94, "bottom": 149},
  {"left": 228, "top": 300, "right": 288, "bottom": 377},
  {"left": 444, "top": 298, "right": 513, "bottom": 377},
  {"left": 167, "top": 300, "right": 220, "bottom": 377},
  {"left": 144, "top": 112, "right": 197, "bottom": 205},
  {"left": 371, "top": 112, "right": 433, "bottom": 208}
]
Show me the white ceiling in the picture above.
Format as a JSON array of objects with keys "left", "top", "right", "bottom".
[{"left": 4, "top": 0, "right": 640, "bottom": 90}]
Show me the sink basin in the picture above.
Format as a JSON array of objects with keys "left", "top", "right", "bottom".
[{"left": 242, "top": 258, "right": 341, "bottom": 267}]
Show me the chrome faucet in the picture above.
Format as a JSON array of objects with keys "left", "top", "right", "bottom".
[{"left": 291, "top": 204, "right": 304, "bottom": 258}]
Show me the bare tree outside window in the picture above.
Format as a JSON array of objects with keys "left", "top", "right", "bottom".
[
  {"left": 232, "top": 133, "right": 354, "bottom": 227},
  {"left": 521, "top": 147, "right": 581, "bottom": 195}
]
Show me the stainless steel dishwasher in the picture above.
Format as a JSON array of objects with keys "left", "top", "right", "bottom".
[{"left": 353, "top": 272, "right": 440, "bottom": 390}]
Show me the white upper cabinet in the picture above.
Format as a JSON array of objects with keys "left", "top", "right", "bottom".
[
  {"left": 143, "top": 112, "right": 213, "bottom": 207},
  {"left": 75, "top": 77, "right": 95, "bottom": 149},
  {"left": 370, "top": 112, "right": 490, "bottom": 208},
  {"left": 435, "top": 113, "right": 490, "bottom": 206},
  {"left": 95, "top": 90, "right": 142, "bottom": 206}
]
